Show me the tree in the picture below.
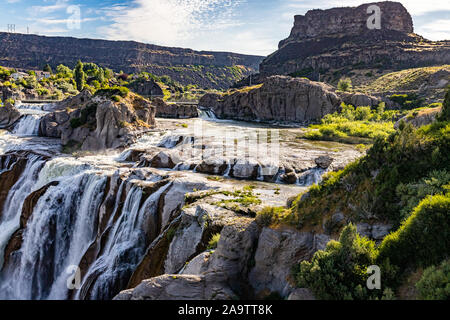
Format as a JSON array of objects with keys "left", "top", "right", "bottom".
[
  {"left": 338, "top": 77, "right": 353, "bottom": 92},
  {"left": 43, "top": 64, "right": 53, "bottom": 74},
  {"left": 74, "top": 60, "right": 86, "bottom": 91}
]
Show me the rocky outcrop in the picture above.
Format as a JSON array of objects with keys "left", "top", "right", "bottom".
[
  {"left": 40, "top": 91, "right": 156, "bottom": 151},
  {"left": 279, "top": 1, "right": 413, "bottom": 47},
  {"left": 260, "top": 2, "right": 450, "bottom": 79},
  {"left": 394, "top": 107, "right": 442, "bottom": 129},
  {"left": 0, "top": 101, "right": 21, "bottom": 128},
  {"left": 199, "top": 76, "right": 341, "bottom": 123},
  {"left": 153, "top": 98, "right": 199, "bottom": 119},
  {"left": 0, "top": 32, "right": 263, "bottom": 90},
  {"left": 128, "top": 79, "right": 163, "bottom": 97}
]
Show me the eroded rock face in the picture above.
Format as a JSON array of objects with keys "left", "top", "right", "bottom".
[
  {"left": 153, "top": 98, "right": 199, "bottom": 119},
  {"left": 40, "top": 91, "right": 156, "bottom": 151},
  {"left": 260, "top": 2, "right": 450, "bottom": 78},
  {"left": 394, "top": 107, "right": 442, "bottom": 129},
  {"left": 0, "top": 102, "right": 21, "bottom": 129},
  {"left": 200, "top": 76, "right": 341, "bottom": 123},
  {"left": 280, "top": 2, "right": 413, "bottom": 47}
]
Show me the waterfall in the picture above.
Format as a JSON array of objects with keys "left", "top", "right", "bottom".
[
  {"left": 0, "top": 155, "right": 46, "bottom": 268},
  {"left": 0, "top": 172, "right": 107, "bottom": 300},
  {"left": 77, "top": 182, "right": 171, "bottom": 300},
  {"left": 297, "top": 168, "right": 326, "bottom": 186},
  {"left": 12, "top": 115, "right": 42, "bottom": 136},
  {"left": 198, "top": 108, "right": 217, "bottom": 120}
]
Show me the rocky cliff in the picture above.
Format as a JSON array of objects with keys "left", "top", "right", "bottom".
[
  {"left": 199, "top": 76, "right": 394, "bottom": 124},
  {"left": 0, "top": 32, "right": 263, "bottom": 89},
  {"left": 39, "top": 90, "right": 156, "bottom": 151},
  {"left": 260, "top": 1, "right": 450, "bottom": 78}
]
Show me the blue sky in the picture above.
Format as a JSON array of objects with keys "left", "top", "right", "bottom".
[{"left": 0, "top": 0, "right": 449, "bottom": 56}]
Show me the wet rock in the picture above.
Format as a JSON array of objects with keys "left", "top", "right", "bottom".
[
  {"left": 195, "top": 158, "right": 229, "bottom": 175},
  {"left": 282, "top": 172, "right": 298, "bottom": 184},
  {"left": 231, "top": 159, "right": 259, "bottom": 179},
  {"left": 148, "top": 151, "right": 181, "bottom": 169},
  {"left": 315, "top": 155, "right": 333, "bottom": 169}
]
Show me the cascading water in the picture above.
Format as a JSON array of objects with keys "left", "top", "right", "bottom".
[
  {"left": 12, "top": 114, "right": 42, "bottom": 136},
  {"left": 0, "top": 154, "right": 46, "bottom": 268},
  {"left": 0, "top": 170, "right": 108, "bottom": 300},
  {"left": 77, "top": 182, "right": 171, "bottom": 300}
]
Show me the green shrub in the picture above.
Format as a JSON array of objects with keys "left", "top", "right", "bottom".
[
  {"left": 295, "top": 224, "right": 381, "bottom": 300},
  {"left": 396, "top": 170, "right": 450, "bottom": 221},
  {"left": 255, "top": 207, "right": 285, "bottom": 227},
  {"left": 207, "top": 233, "right": 221, "bottom": 250},
  {"left": 111, "top": 95, "right": 121, "bottom": 102},
  {"left": 416, "top": 259, "right": 450, "bottom": 300},
  {"left": 377, "top": 194, "right": 450, "bottom": 272},
  {"left": 337, "top": 78, "right": 352, "bottom": 92},
  {"left": 95, "top": 86, "right": 129, "bottom": 98}
]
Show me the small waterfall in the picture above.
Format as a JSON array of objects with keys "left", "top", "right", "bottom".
[
  {"left": 12, "top": 115, "right": 42, "bottom": 136},
  {"left": 297, "top": 168, "right": 326, "bottom": 186},
  {"left": 198, "top": 108, "right": 217, "bottom": 120},
  {"left": 0, "top": 155, "right": 46, "bottom": 268}
]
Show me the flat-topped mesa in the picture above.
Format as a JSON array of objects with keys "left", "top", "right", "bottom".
[{"left": 279, "top": 1, "right": 413, "bottom": 48}]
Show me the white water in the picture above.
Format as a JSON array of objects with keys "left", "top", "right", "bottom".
[
  {"left": 0, "top": 155, "right": 46, "bottom": 268},
  {"left": 0, "top": 170, "right": 107, "bottom": 300},
  {"left": 12, "top": 114, "right": 42, "bottom": 136}
]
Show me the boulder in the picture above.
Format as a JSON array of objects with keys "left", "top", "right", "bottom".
[{"left": 314, "top": 155, "right": 333, "bottom": 169}]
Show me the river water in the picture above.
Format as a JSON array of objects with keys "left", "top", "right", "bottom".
[{"left": 0, "top": 103, "right": 360, "bottom": 300}]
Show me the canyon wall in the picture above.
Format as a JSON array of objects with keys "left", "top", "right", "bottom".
[{"left": 0, "top": 32, "right": 264, "bottom": 89}]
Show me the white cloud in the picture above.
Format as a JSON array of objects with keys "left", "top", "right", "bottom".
[
  {"left": 417, "top": 19, "right": 450, "bottom": 40},
  {"left": 100, "top": 0, "right": 249, "bottom": 51}
]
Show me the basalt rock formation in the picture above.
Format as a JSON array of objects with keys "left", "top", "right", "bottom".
[
  {"left": 199, "top": 75, "right": 396, "bottom": 124},
  {"left": 0, "top": 32, "right": 263, "bottom": 89},
  {"left": 40, "top": 90, "right": 156, "bottom": 151},
  {"left": 259, "top": 1, "right": 450, "bottom": 79},
  {"left": 152, "top": 98, "right": 199, "bottom": 119},
  {"left": 200, "top": 76, "right": 342, "bottom": 123}
]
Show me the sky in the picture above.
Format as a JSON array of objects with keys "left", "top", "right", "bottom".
[{"left": 0, "top": 0, "right": 449, "bottom": 56}]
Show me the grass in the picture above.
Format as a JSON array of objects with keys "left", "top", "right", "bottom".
[
  {"left": 364, "top": 65, "right": 450, "bottom": 92},
  {"left": 303, "top": 103, "right": 406, "bottom": 144}
]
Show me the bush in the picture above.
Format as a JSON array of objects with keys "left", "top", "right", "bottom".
[
  {"left": 338, "top": 78, "right": 352, "bottom": 92},
  {"left": 295, "top": 224, "right": 381, "bottom": 300},
  {"left": 255, "top": 207, "right": 286, "bottom": 227},
  {"left": 377, "top": 194, "right": 450, "bottom": 272},
  {"left": 416, "top": 259, "right": 450, "bottom": 300},
  {"left": 95, "top": 86, "right": 130, "bottom": 98}
]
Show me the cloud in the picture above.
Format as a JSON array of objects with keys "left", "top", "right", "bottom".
[
  {"left": 417, "top": 19, "right": 450, "bottom": 40},
  {"left": 99, "top": 0, "right": 247, "bottom": 50}
]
